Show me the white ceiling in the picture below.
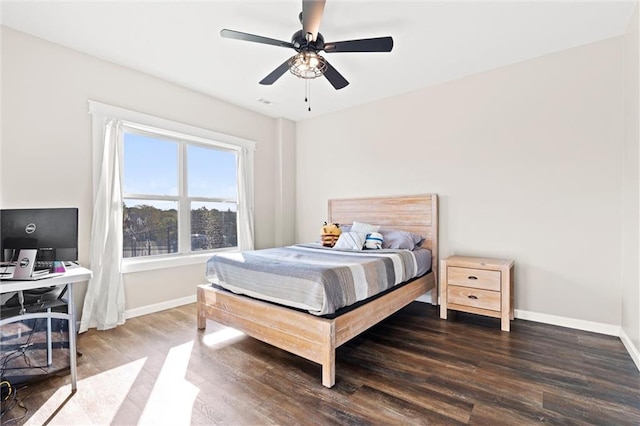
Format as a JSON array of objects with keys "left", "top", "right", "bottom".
[{"left": 1, "top": 1, "right": 636, "bottom": 122}]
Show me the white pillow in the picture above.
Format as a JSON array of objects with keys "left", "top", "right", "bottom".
[
  {"left": 351, "top": 221, "right": 380, "bottom": 234},
  {"left": 333, "top": 231, "right": 366, "bottom": 250}
]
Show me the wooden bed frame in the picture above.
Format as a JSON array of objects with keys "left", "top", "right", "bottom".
[{"left": 197, "top": 194, "right": 438, "bottom": 387}]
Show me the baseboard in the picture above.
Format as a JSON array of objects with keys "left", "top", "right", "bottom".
[
  {"left": 125, "top": 294, "right": 197, "bottom": 320},
  {"left": 620, "top": 327, "right": 640, "bottom": 371},
  {"left": 514, "top": 309, "right": 620, "bottom": 336},
  {"left": 415, "top": 300, "right": 619, "bottom": 336},
  {"left": 415, "top": 292, "right": 433, "bottom": 304}
]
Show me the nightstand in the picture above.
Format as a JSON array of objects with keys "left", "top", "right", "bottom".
[{"left": 440, "top": 256, "right": 514, "bottom": 331}]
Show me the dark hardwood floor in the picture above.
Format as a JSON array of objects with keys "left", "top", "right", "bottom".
[{"left": 2, "top": 302, "right": 639, "bottom": 425}]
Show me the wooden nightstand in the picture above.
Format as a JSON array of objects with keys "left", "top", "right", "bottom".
[{"left": 440, "top": 256, "right": 514, "bottom": 331}]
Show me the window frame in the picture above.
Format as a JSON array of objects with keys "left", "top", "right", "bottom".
[
  {"left": 121, "top": 125, "right": 240, "bottom": 259},
  {"left": 89, "top": 101, "right": 255, "bottom": 274}
]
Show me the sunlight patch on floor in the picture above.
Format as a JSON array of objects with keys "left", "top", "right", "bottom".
[
  {"left": 138, "top": 341, "right": 199, "bottom": 426},
  {"left": 25, "top": 358, "right": 147, "bottom": 425},
  {"left": 202, "top": 327, "right": 245, "bottom": 350}
]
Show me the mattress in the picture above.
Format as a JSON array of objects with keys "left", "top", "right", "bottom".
[{"left": 205, "top": 244, "right": 432, "bottom": 315}]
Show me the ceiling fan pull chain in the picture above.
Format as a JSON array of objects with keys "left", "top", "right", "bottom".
[{"left": 308, "top": 80, "right": 312, "bottom": 112}]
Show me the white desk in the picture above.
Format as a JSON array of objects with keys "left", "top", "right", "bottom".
[{"left": 0, "top": 265, "right": 92, "bottom": 392}]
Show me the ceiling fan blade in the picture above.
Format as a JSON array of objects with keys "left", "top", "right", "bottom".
[
  {"left": 323, "top": 61, "right": 349, "bottom": 90},
  {"left": 302, "top": 0, "right": 326, "bottom": 42},
  {"left": 221, "top": 29, "right": 294, "bottom": 49},
  {"left": 259, "top": 60, "right": 291, "bottom": 85},
  {"left": 324, "top": 36, "right": 394, "bottom": 53}
]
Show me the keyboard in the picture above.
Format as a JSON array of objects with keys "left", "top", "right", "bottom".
[{"left": 35, "top": 260, "right": 53, "bottom": 271}]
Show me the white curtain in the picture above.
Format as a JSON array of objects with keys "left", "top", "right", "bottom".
[
  {"left": 79, "top": 118, "right": 126, "bottom": 332},
  {"left": 237, "top": 146, "right": 255, "bottom": 250}
]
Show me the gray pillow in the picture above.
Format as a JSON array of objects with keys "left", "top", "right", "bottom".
[{"left": 380, "top": 229, "right": 424, "bottom": 250}]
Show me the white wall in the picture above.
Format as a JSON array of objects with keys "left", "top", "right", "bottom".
[
  {"left": 296, "top": 36, "right": 625, "bottom": 327},
  {"left": 622, "top": 4, "right": 640, "bottom": 367},
  {"left": 274, "top": 118, "right": 296, "bottom": 247},
  {"left": 1, "top": 27, "right": 294, "bottom": 315}
]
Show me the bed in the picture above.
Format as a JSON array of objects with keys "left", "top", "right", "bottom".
[{"left": 197, "top": 194, "right": 439, "bottom": 387}]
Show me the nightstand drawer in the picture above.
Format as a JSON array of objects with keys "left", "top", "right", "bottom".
[
  {"left": 447, "top": 285, "right": 501, "bottom": 311},
  {"left": 447, "top": 266, "right": 501, "bottom": 291}
]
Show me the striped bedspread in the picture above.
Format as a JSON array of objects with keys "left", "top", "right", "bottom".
[{"left": 205, "top": 244, "right": 432, "bottom": 316}]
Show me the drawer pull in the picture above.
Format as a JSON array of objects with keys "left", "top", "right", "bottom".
[
  {"left": 468, "top": 295, "right": 478, "bottom": 300},
  {"left": 468, "top": 276, "right": 478, "bottom": 280}
]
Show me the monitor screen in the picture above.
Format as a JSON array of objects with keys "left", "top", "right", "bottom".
[{"left": 0, "top": 208, "right": 78, "bottom": 263}]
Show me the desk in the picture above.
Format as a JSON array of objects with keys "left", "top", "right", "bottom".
[{"left": 0, "top": 266, "right": 92, "bottom": 391}]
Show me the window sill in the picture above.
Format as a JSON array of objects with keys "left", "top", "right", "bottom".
[{"left": 121, "top": 249, "right": 239, "bottom": 274}]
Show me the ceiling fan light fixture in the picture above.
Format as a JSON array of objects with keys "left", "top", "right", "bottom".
[{"left": 288, "top": 51, "right": 327, "bottom": 79}]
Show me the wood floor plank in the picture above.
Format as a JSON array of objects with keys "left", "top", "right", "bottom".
[
  {"left": 1, "top": 302, "right": 638, "bottom": 425},
  {"left": 348, "top": 384, "right": 468, "bottom": 425},
  {"left": 542, "top": 390, "right": 640, "bottom": 425}
]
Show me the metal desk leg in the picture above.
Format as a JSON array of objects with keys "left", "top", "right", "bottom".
[
  {"left": 67, "top": 283, "right": 77, "bottom": 392},
  {"left": 18, "top": 291, "right": 24, "bottom": 339},
  {"left": 46, "top": 307, "right": 52, "bottom": 366}
]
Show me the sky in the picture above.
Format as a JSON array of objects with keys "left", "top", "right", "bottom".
[{"left": 122, "top": 132, "right": 238, "bottom": 212}]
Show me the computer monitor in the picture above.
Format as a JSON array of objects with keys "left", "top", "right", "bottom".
[{"left": 0, "top": 208, "right": 78, "bottom": 263}]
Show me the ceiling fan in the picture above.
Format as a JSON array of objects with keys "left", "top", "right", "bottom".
[{"left": 220, "top": 0, "right": 394, "bottom": 90}]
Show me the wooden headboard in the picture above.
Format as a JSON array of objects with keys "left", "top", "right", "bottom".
[{"left": 328, "top": 194, "right": 439, "bottom": 276}]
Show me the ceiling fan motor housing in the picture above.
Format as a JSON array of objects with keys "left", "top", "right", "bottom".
[{"left": 291, "top": 30, "right": 325, "bottom": 52}]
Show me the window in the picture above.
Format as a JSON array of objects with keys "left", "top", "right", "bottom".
[
  {"left": 122, "top": 128, "right": 239, "bottom": 259},
  {"left": 89, "top": 101, "right": 255, "bottom": 273}
]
